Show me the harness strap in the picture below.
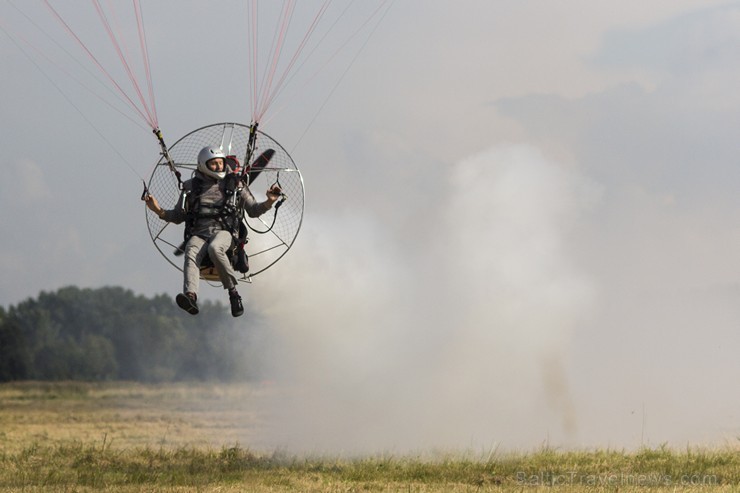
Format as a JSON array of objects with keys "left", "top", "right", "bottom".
[{"left": 184, "top": 176, "right": 242, "bottom": 239}]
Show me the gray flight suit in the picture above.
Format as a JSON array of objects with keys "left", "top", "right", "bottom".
[{"left": 161, "top": 170, "right": 272, "bottom": 295}]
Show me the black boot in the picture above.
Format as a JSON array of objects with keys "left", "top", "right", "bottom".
[
  {"left": 229, "top": 289, "right": 244, "bottom": 317},
  {"left": 176, "top": 292, "right": 199, "bottom": 315}
]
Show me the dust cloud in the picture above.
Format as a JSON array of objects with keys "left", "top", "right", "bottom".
[{"left": 251, "top": 145, "right": 598, "bottom": 454}]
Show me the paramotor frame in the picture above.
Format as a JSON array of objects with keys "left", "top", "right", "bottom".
[{"left": 145, "top": 122, "right": 305, "bottom": 282}]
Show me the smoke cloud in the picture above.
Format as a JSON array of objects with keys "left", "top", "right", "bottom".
[{"left": 250, "top": 144, "right": 598, "bottom": 454}]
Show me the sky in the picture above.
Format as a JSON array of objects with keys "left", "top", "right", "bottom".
[{"left": 1, "top": 1, "right": 739, "bottom": 453}]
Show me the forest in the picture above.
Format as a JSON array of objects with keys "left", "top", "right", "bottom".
[{"left": 0, "top": 286, "right": 269, "bottom": 382}]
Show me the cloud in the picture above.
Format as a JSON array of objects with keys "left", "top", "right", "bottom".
[
  {"left": 593, "top": 4, "right": 740, "bottom": 75},
  {"left": 496, "top": 80, "right": 740, "bottom": 210}
]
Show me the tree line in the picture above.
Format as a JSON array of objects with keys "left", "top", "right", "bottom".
[{"left": 0, "top": 286, "right": 268, "bottom": 382}]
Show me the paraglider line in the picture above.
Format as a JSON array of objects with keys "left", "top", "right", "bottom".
[
  {"left": 7, "top": 1, "right": 149, "bottom": 129},
  {"left": 257, "top": 0, "right": 334, "bottom": 121},
  {"left": 290, "top": 0, "right": 396, "bottom": 152},
  {"left": 134, "top": 0, "right": 158, "bottom": 127},
  {"left": 41, "top": 0, "right": 156, "bottom": 129},
  {"left": 91, "top": 0, "right": 158, "bottom": 129},
  {"left": 0, "top": 22, "right": 144, "bottom": 182},
  {"left": 255, "top": 0, "right": 297, "bottom": 122}
]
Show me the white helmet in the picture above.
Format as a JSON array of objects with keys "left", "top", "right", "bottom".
[{"left": 197, "top": 146, "right": 227, "bottom": 180}]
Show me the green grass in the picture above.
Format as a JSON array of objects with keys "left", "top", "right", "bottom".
[
  {"left": 0, "top": 382, "right": 737, "bottom": 492},
  {"left": 2, "top": 442, "right": 738, "bottom": 491}
]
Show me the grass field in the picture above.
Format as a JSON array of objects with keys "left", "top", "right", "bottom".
[{"left": 0, "top": 381, "right": 737, "bottom": 492}]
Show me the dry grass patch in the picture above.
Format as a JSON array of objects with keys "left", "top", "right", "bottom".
[{"left": 0, "top": 382, "right": 738, "bottom": 492}]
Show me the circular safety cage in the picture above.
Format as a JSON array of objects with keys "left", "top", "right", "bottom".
[{"left": 145, "top": 122, "right": 305, "bottom": 283}]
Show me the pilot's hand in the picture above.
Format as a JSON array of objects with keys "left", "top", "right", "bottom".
[
  {"left": 266, "top": 184, "right": 282, "bottom": 203},
  {"left": 144, "top": 194, "right": 165, "bottom": 218}
]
